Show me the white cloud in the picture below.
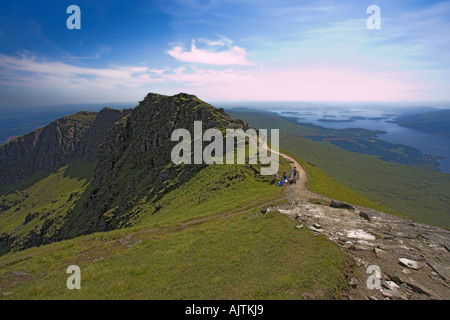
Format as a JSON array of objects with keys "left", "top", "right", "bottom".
[
  {"left": 198, "top": 35, "right": 234, "bottom": 47},
  {"left": 0, "top": 54, "right": 164, "bottom": 89},
  {"left": 167, "top": 39, "right": 256, "bottom": 66}
]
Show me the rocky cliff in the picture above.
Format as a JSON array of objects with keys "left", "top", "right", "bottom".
[
  {"left": 0, "top": 108, "right": 129, "bottom": 186},
  {"left": 0, "top": 93, "right": 246, "bottom": 253},
  {"left": 64, "top": 93, "right": 247, "bottom": 234}
]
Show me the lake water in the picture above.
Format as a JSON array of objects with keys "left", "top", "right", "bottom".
[
  {"left": 2, "top": 105, "right": 450, "bottom": 173},
  {"left": 274, "top": 108, "right": 450, "bottom": 174}
]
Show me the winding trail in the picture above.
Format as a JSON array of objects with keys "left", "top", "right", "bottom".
[
  {"left": 262, "top": 138, "right": 325, "bottom": 202},
  {"left": 276, "top": 152, "right": 324, "bottom": 202},
  {"left": 266, "top": 142, "right": 450, "bottom": 300}
]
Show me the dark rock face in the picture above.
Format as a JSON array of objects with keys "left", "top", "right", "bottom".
[
  {"left": 330, "top": 200, "right": 354, "bottom": 210},
  {"left": 77, "top": 108, "right": 133, "bottom": 162},
  {"left": 80, "top": 93, "right": 246, "bottom": 233},
  {"left": 0, "top": 93, "right": 246, "bottom": 253},
  {"left": 0, "top": 108, "right": 127, "bottom": 185}
]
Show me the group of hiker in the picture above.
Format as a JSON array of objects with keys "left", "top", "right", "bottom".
[{"left": 272, "top": 167, "right": 298, "bottom": 186}]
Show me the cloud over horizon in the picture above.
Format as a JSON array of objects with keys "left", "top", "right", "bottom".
[
  {"left": 0, "top": 0, "right": 449, "bottom": 106},
  {"left": 0, "top": 54, "right": 165, "bottom": 90},
  {"left": 167, "top": 38, "right": 256, "bottom": 66}
]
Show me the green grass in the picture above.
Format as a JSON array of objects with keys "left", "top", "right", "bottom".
[
  {"left": 230, "top": 111, "right": 450, "bottom": 229},
  {"left": 0, "top": 137, "right": 292, "bottom": 253},
  {"left": 294, "top": 152, "right": 400, "bottom": 215},
  {"left": 278, "top": 147, "right": 398, "bottom": 214},
  {"left": 0, "top": 161, "right": 350, "bottom": 299},
  {"left": 0, "top": 102, "right": 358, "bottom": 300},
  {"left": 0, "top": 160, "right": 94, "bottom": 249},
  {"left": 0, "top": 171, "right": 50, "bottom": 196},
  {"left": 0, "top": 212, "right": 349, "bottom": 300},
  {"left": 279, "top": 133, "right": 450, "bottom": 228},
  {"left": 134, "top": 158, "right": 292, "bottom": 228}
]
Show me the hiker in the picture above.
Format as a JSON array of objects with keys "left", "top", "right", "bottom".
[
  {"left": 292, "top": 167, "right": 297, "bottom": 184},
  {"left": 272, "top": 173, "right": 278, "bottom": 183},
  {"left": 287, "top": 167, "right": 297, "bottom": 185},
  {"left": 275, "top": 172, "right": 287, "bottom": 187}
]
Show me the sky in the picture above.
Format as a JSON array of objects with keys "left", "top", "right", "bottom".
[{"left": 0, "top": 0, "right": 449, "bottom": 107}]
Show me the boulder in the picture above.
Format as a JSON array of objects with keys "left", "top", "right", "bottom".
[
  {"left": 354, "top": 244, "right": 374, "bottom": 251},
  {"left": 359, "top": 211, "right": 371, "bottom": 221},
  {"left": 309, "top": 225, "right": 323, "bottom": 233},
  {"left": 330, "top": 200, "right": 354, "bottom": 210},
  {"left": 374, "top": 248, "right": 389, "bottom": 259},
  {"left": 382, "top": 281, "right": 407, "bottom": 299},
  {"left": 399, "top": 258, "right": 424, "bottom": 270},
  {"left": 349, "top": 277, "right": 359, "bottom": 288},
  {"left": 347, "top": 229, "right": 376, "bottom": 241}
]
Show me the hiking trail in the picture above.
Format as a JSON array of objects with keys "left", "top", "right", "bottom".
[{"left": 270, "top": 148, "right": 450, "bottom": 300}]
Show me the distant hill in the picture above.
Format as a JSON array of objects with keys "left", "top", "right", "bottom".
[
  {"left": 0, "top": 103, "right": 137, "bottom": 145},
  {"left": 228, "top": 110, "right": 450, "bottom": 229},
  {"left": 393, "top": 109, "right": 450, "bottom": 137},
  {"left": 229, "top": 111, "right": 443, "bottom": 171}
]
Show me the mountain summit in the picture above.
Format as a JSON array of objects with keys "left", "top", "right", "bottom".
[{"left": 0, "top": 93, "right": 246, "bottom": 253}]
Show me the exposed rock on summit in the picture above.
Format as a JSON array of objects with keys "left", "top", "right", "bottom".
[{"left": 0, "top": 93, "right": 247, "bottom": 253}]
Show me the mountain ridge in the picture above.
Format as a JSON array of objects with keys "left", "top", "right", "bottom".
[
  {"left": 0, "top": 108, "right": 129, "bottom": 186},
  {"left": 0, "top": 93, "right": 247, "bottom": 253}
]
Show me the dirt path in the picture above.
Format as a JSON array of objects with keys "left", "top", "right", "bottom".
[
  {"left": 263, "top": 139, "right": 325, "bottom": 202},
  {"left": 276, "top": 152, "right": 325, "bottom": 202},
  {"left": 268, "top": 145, "right": 450, "bottom": 300}
]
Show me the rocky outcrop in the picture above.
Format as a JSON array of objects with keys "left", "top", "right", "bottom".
[
  {"left": 0, "top": 93, "right": 247, "bottom": 253},
  {"left": 75, "top": 93, "right": 247, "bottom": 233},
  {"left": 272, "top": 202, "right": 450, "bottom": 300},
  {"left": 0, "top": 108, "right": 128, "bottom": 185},
  {"left": 76, "top": 108, "right": 132, "bottom": 162},
  {"left": 330, "top": 200, "right": 354, "bottom": 210}
]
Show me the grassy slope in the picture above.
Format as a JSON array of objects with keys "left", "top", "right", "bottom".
[
  {"left": 283, "top": 149, "right": 399, "bottom": 216},
  {"left": 0, "top": 159, "right": 350, "bottom": 299},
  {"left": 280, "top": 133, "right": 450, "bottom": 228},
  {"left": 229, "top": 111, "right": 450, "bottom": 229},
  {"left": 0, "top": 160, "right": 94, "bottom": 238}
]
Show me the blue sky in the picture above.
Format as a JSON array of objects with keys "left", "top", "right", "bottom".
[{"left": 0, "top": 0, "right": 449, "bottom": 106}]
